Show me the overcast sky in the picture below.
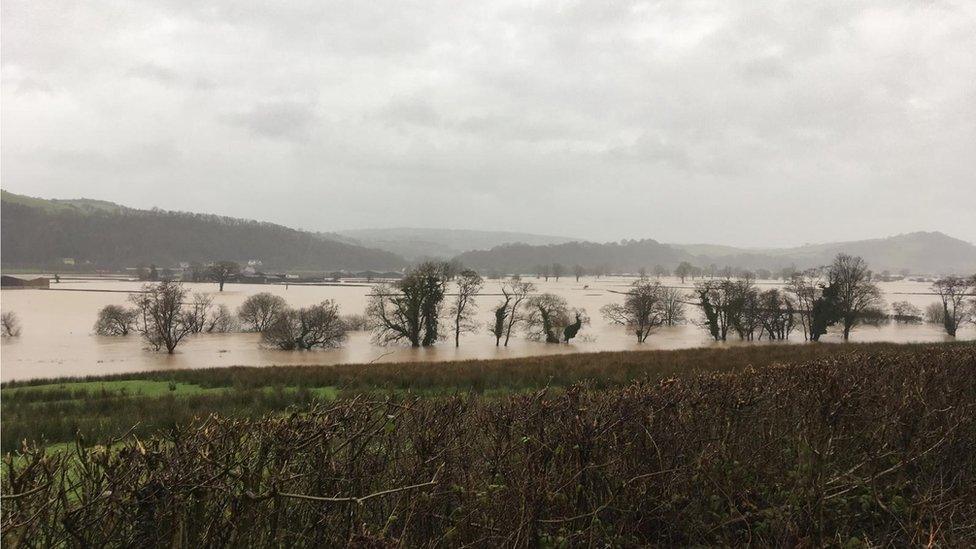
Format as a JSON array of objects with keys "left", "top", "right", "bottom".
[{"left": 3, "top": 1, "right": 975, "bottom": 247}]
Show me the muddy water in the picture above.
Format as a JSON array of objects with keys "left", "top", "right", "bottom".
[{"left": 1, "top": 277, "right": 970, "bottom": 382}]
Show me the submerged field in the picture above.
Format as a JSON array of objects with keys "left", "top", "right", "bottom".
[
  {"left": 3, "top": 276, "right": 970, "bottom": 382},
  {"left": 2, "top": 342, "right": 975, "bottom": 545}
]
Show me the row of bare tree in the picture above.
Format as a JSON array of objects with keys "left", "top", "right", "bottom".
[
  {"left": 81, "top": 256, "right": 976, "bottom": 354},
  {"left": 693, "top": 254, "right": 976, "bottom": 342},
  {"left": 94, "top": 284, "right": 350, "bottom": 353},
  {"left": 367, "top": 262, "right": 590, "bottom": 348},
  {"left": 94, "top": 282, "right": 239, "bottom": 352}
]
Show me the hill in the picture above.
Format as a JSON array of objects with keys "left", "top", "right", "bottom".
[
  {"left": 0, "top": 189, "right": 126, "bottom": 215},
  {"left": 334, "top": 227, "right": 581, "bottom": 259},
  {"left": 669, "top": 232, "right": 976, "bottom": 274},
  {"left": 457, "top": 232, "right": 976, "bottom": 275},
  {"left": 455, "top": 239, "right": 692, "bottom": 274},
  {"left": 0, "top": 191, "right": 406, "bottom": 272}
]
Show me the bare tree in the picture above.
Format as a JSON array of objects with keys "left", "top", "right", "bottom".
[
  {"left": 182, "top": 294, "right": 237, "bottom": 333},
  {"left": 262, "top": 300, "right": 347, "bottom": 350},
  {"left": 675, "top": 261, "right": 694, "bottom": 284},
  {"left": 891, "top": 301, "right": 922, "bottom": 323},
  {"left": 932, "top": 276, "right": 975, "bottom": 336},
  {"left": 551, "top": 263, "right": 565, "bottom": 281},
  {"left": 601, "top": 277, "right": 667, "bottom": 342},
  {"left": 341, "top": 314, "right": 369, "bottom": 331},
  {"left": 562, "top": 310, "right": 587, "bottom": 342},
  {"left": 501, "top": 277, "right": 534, "bottom": 346},
  {"left": 786, "top": 270, "right": 821, "bottom": 340},
  {"left": 238, "top": 292, "right": 288, "bottom": 332},
  {"left": 925, "top": 302, "right": 945, "bottom": 325},
  {"left": 489, "top": 300, "right": 509, "bottom": 346},
  {"left": 93, "top": 305, "right": 138, "bottom": 336},
  {"left": 693, "top": 279, "right": 753, "bottom": 341},
  {"left": 778, "top": 266, "right": 798, "bottom": 281},
  {"left": 186, "top": 294, "right": 215, "bottom": 333},
  {"left": 447, "top": 270, "right": 483, "bottom": 347},
  {"left": 830, "top": 254, "right": 883, "bottom": 340},
  {"left": 366, "top": 262, "right": 447, "bottom": 347},
  {"left": 573, "top": 264, "right": 585, "bottom": 282},
  {"left": 756, "top": 288, "right": 795, "bottom": 340},
  {"left": 1, "top": 311, "right": 22, "bottom": 337},
  {"left": 524, "top": 293, "right": 578, "bottom": 343},
  {"left": 442, "top": 258, "right": 465, "bottom": 281},
  {"left": 660, "top": 286, "right": 686, "bottom": 326},
  {"left": 204, "top": 304, "right": 237, "bottom": 333},
  {"left": 129, "top": 281, "right": 194, "bottom": 353},
  {"left": 730, "top": 277, "right": 763, "bottom": 340},
  {"left": 209, "top": 261, "right": 241, "bottom": 291},
  {"left": 785, "top": 268, "right": 843, "bottom": 342}
]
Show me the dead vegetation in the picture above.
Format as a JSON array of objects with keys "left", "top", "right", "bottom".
[{"left": 3, "top": 345, "right": 975, "bottom": 546}]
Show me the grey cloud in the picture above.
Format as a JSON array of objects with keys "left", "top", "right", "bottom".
[
  {"left": 2, "top": 0, "right": 975, "bottom": 246},
  {"left": 43, "top": 140, "right": 181, "bottom": 172},
  {"left": 126, "top": 63, "right": 178, "bottom": 85},
  {"left": 224, "top": 101, "right": 318, "bottom": 142},
  {"left": 737, "top": 55, "right": 791, "bottom": 82},
  {"left": 375, "top": 96, "right": 442, "bottom": 129}
]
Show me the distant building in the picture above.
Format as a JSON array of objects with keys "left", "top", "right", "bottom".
[{"left": 61, "top": 258, "right": 75, "bottom": 265}]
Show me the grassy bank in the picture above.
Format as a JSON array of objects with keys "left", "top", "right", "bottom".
[
  {"left": 3, "top": 344, "right": 975, "bottom": 545},
  {"left": 2, "top": 342, "right": 974, "bottom": 452}
]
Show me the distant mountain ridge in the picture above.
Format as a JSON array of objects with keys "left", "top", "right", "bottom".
[
  {"left": 334, "top": 227, "right": 581, "bottom": 259},
  {"left": 1, "top": 191, "right": 407, "bottom": 271},
  {"left": 457, "top": 232, "right": 976, "bottom": 275},
  {"left": 3, "top": 191, "right": 973, "bottom": 275},
  {"left": 669, "top": 232, "right": 976, "bottom": 274}
]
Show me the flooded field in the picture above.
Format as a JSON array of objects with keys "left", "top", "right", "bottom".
[{"left": 1, "top": 276, "right": 970, "bottom": 382}]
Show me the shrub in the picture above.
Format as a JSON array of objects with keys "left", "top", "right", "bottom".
[
  {"left": 1, "top": 311, "right": 21, "bottom": 337},
  {"left": 237, "top": 292, "right": 287, "bottom": 332},
  {"left": 341, "top": 313, "right": 368, "bottom": 331},
  {"left": 890, "top": 301, "right": 922, "bottom": 323},
  {"left": 262, "top": 300, "right": 347, "bottom": 350},
  {"left": 2, "top": 346, "right": 974, "bottom": 546},
  {"left": 93, "top": 305, "right": 138, "bottom": 336},
  {"left": 128, "top": 281, "right": 193, "bottom": 353},
  {"left": 925, "top": 302, "right": 945, "bottom": 324}
]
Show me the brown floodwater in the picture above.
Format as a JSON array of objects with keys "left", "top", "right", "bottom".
[{"left": 1, "top": 276, "right": 970, "bottom": 382}]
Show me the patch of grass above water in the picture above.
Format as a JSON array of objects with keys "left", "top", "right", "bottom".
[
  {"left": 2, "top": 380, "right": 225, "bottom": 401},
  {"left": 3, "top": 342, "right": 973, "bottom": 453},
  {"left": 1, "top": 382, "right": 340, "bottom": 452}
]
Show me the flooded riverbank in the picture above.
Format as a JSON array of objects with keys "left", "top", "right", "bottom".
[{"left": 1, "top": 276, "right": 970, "bottom": 382}]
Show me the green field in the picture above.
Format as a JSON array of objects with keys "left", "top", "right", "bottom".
[
  {"left": 2, "top": 342, "right": 974, "bottom": 546},
  {"left": 2, "top": 341, "right": 972, "bottom": 453}
]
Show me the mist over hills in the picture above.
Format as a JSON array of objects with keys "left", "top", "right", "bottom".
[
  {"left": 0, "top": 191, "right": 406, "bottom": 271},
  {"left": 3, "top": 191, "right": 973, "bottom": 275},
  {"left": 333, "top": 228, "right": 580, "bottom": 259},
  {"left": 458, "top": 232, "right": 976, "bottom": 275},
  {"left": 672, "top": 232, "right": 976, "bottom": 274}
]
